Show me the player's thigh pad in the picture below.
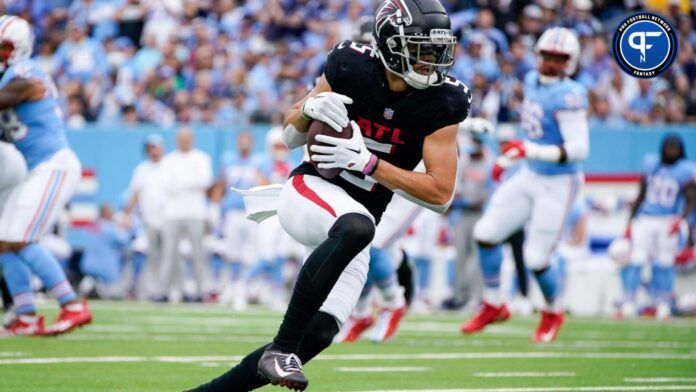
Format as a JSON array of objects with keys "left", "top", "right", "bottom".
[
  {"left": 318, "top": 244, "right": 370, "bottom": 325},
  {"left": 277, "top": 174, "right": 374, "bottom": 248},
  {"left": 525, "top": 173, "right": 582, "bottom": 270},
  {"left": 372, "top": 195, "right": 422, "bottom": 249},
  {"left": 0, "top": 142, "right": 27, "bottom": 207},
  {"left": 473, "top": 170, "right": 532, "bottom": 244},
  {"left": 630, "top": 216, "right": 657, "bottom": 266},
  {"left": 655, "top": 216, "right": 679, "bottom": 267},
  {"left": 0, "top": 149, "right": 80, "bottom": 243}
]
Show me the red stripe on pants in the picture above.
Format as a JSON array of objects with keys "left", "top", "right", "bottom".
[{"left": 292, "top": 175, "right": 337, "bottom": 217}]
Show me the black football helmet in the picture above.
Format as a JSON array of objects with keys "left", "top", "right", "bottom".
[{"left": 372, "top": 0, "right": 456, "bottom": 89}]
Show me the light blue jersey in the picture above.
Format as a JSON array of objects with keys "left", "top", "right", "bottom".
[
  {"left": 0, "top": 60, "right": 68, "bottom": 169},
  {"left": 520, "top": 71, "right": 588, "bottom": 176},
  {"left": 639, "top": 157, "right": 695, "bottom": 216},
  {"left": 220, "top": 152, "right": 264, "bottom": 212}
]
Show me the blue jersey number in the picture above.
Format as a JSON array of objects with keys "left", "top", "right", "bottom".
[
  {"left": 646, "top": 175, "right": 679, "bottom": 209},
  {"left": 0, "top": 109, "right": 28, "bottom": 141}
]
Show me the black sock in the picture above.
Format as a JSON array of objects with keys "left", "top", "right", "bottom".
[
  {"left": 271, "top": 213, "right": 374, "bottom": 353},
  {"left": 186, "top": 312, "right": 340, "bottom": 392},
  {"left": 0, "top": 277, "right": 12, "bottom": 310}
]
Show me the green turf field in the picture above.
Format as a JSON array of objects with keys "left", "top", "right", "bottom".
[{"left": 1, "top": 301, "right": 695, "bottom": 391}]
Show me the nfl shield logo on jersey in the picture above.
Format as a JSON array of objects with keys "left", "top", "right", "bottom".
[{"left": 383, "top": 107, "right": 394, "bottom": 120}]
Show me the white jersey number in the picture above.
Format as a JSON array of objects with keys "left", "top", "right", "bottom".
[
  {"left": 521, "top": 99, "right": 544, "bottom": 139},
  {"left": 646, "top": 175, "right": 679, "bottom": 208},
  {"left": 0, "top": 109, "right": 28, "bottom": 141}
]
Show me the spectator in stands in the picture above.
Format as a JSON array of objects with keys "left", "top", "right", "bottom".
[
  {"left": 159, "top": 127, "right": 213, "bottom": 302},
  {"left": 125, "top": 134, "right": 167, "bottom": 299},
  {"left": 474, "top": 8, "right": 508, "bottom": 54},
  {"left": 52, "top": 20, "right": 107, "bottom": 83},
  {"left": 626, "top": 80, "right": 656, "bottom": 125},
  {"left": 589, "top": 93, "right": 627, "bottom": 129},
  {"left": 8, "top": 0, "right": 695, "bottom": 127},
  {"left": 452, "top": 33, "right": 500, "bottom": 86},
  {"left": 114, "top": 0, "right": 146, "bottom": 48}
]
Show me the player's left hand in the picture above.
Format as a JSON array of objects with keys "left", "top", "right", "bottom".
[
  {"left": 310, "top": 120, "right": 379, "bottom": 175},
  {"left": 491, "top": 155, "right": 515, "bottom": 182}
]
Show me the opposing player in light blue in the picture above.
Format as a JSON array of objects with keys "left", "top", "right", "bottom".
[
  {"left": 462, "top": 27, "right": 588, "bottom": 343},
  {"left": 210, "top": 132, "right": 267, "bottom": 311},
  {"left": 622, "top": 135, "right": 696, "bottom": 320},
  {"left": 0, "top": 16, "right": 91, "bottom": 336}
]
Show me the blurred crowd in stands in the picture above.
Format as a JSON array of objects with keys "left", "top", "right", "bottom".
[{"left": 3, "top": 0, "right": 696, "bottom": 129}]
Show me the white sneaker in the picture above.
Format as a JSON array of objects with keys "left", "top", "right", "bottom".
[
  {"left": 656, "top": 302, "right": 672, "bottom": 321},
  {"left": 621, "top": 302, "right": 638, "bottom": 319}
]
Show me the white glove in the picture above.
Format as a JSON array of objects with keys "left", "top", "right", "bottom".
[
  {"left": 309, "top": 120, "right": 379, "bottom": 175},
  {"left": 301, "top": 92, "right": 353, "bottom": 132},
  {"left": 458, "top": 117, "right": 494, "bottom": 136}
]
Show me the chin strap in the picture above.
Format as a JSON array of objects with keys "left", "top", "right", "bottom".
[{"left": 538, "top": 74, "right": 563, "bottom": 84}]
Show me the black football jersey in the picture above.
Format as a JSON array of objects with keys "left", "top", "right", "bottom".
[{"left": 291, "top": 40, "right": 472, "bottom": 222}]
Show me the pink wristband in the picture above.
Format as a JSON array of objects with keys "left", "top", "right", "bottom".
[{"left": 362, "top": 154, "right": 379, "bottom": 175}]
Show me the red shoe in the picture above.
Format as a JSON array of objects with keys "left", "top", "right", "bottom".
[
  {"left": 44, "top": 300, "right": 92, "bottom": 336},
  {"left": 371, "top": 305, "right": 407, "bottom": 342},
  {"left": 2, "top": 314, "right": 45, "bottom": 336},
  {"left": 533, "top": 311, "right": 564, "bottom": 343},
  {"left": 336, "top": 315, "right": 374, "bottom": 343},
  {"left": 461, "top": 302, "right": 510, "bottom": 334}
]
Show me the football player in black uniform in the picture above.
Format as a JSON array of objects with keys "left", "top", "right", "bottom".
[{"left": 187, "top": 0, "right": 471, "bottom": 390}]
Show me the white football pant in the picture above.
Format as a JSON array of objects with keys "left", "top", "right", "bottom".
[
  {"left": 474, "top": 167, "right": 582, "bottom": 270},
  {"left": 277, "top": 174, "right": 374, "bottom": 325},
  {"left": 630, "top": 215, "right": 679, "bottom": 267},
  {"left": 0, "top": 148, "right": 80, "bottom": 243}
]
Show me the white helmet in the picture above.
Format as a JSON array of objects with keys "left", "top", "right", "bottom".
[
  {"left": 535, "top": 27, "right": 580, "bottom": 79},
  {"left": 265, "top": 126, "right": 284, "bottom": 149},
  {"left": 607, "top": 237, "right": 631, "bottom": 266},
  {"left": 266, "top": 126, "right": 288, "bottom": 161},
  {"left": 0, "top": 16, "right": 33, "bottom": 73}
]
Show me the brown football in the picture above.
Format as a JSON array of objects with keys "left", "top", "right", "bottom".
[{"left": 307, "top": 120, "right": 353, "bottom": 179}]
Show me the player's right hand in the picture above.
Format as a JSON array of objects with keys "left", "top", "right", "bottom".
[
  {"left": 491, "top": 162, "right": 505, "bottom": 182},
  {"left": 623, "top": 223, "right": 631, "bottom": 239},
  {"left": 301, "top": 92, "right": 353, "bottom": 132}
]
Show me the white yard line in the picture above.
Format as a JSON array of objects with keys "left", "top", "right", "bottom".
[
  {"left": 354, "top": 387, "right": 696, "bottom": 392},
  {"left": 399, "top": 338, "right": 696, "bottom": 350},
  {"left": 315, "top": 352, "right": 696, "bottom": 361},
  {"left": 2, "top": 351, "right": 695, "bottom": 365},
  {"left": 58, "top": 333, "right": 270, "bottom": 343},
  {"left": 337, "top": 367, "right": 429, "bottom": 372},
  {"left": 625, "top": 378, "right": 696, "bottom": 383},
  {"left": 0, "top": 352, "right": 25, "bottom": 357},
  {"left": 473, "top": 372, "right": 575, "bottom": 378}
]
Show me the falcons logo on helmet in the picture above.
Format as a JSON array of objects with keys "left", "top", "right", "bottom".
[{"left": 376, "top": 0, "right": 412, "bottom": 35}]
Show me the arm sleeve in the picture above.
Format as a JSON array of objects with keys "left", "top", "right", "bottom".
[
  {"left": 525, "top": 109, "right": 589, "bottom": 162},
  {"left": 557, "top": 109, "right": 590, "bottom": 161}
]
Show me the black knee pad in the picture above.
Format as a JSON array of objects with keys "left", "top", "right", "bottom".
[
  {"left": 329, "top": 213, "right": 375, "bottom": 249},
  {"left": 298, "top": 311, "right": 340, "bottom": 362},
  {"left": 477, "top": 240, "right": 497, "bottom": 248}
]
